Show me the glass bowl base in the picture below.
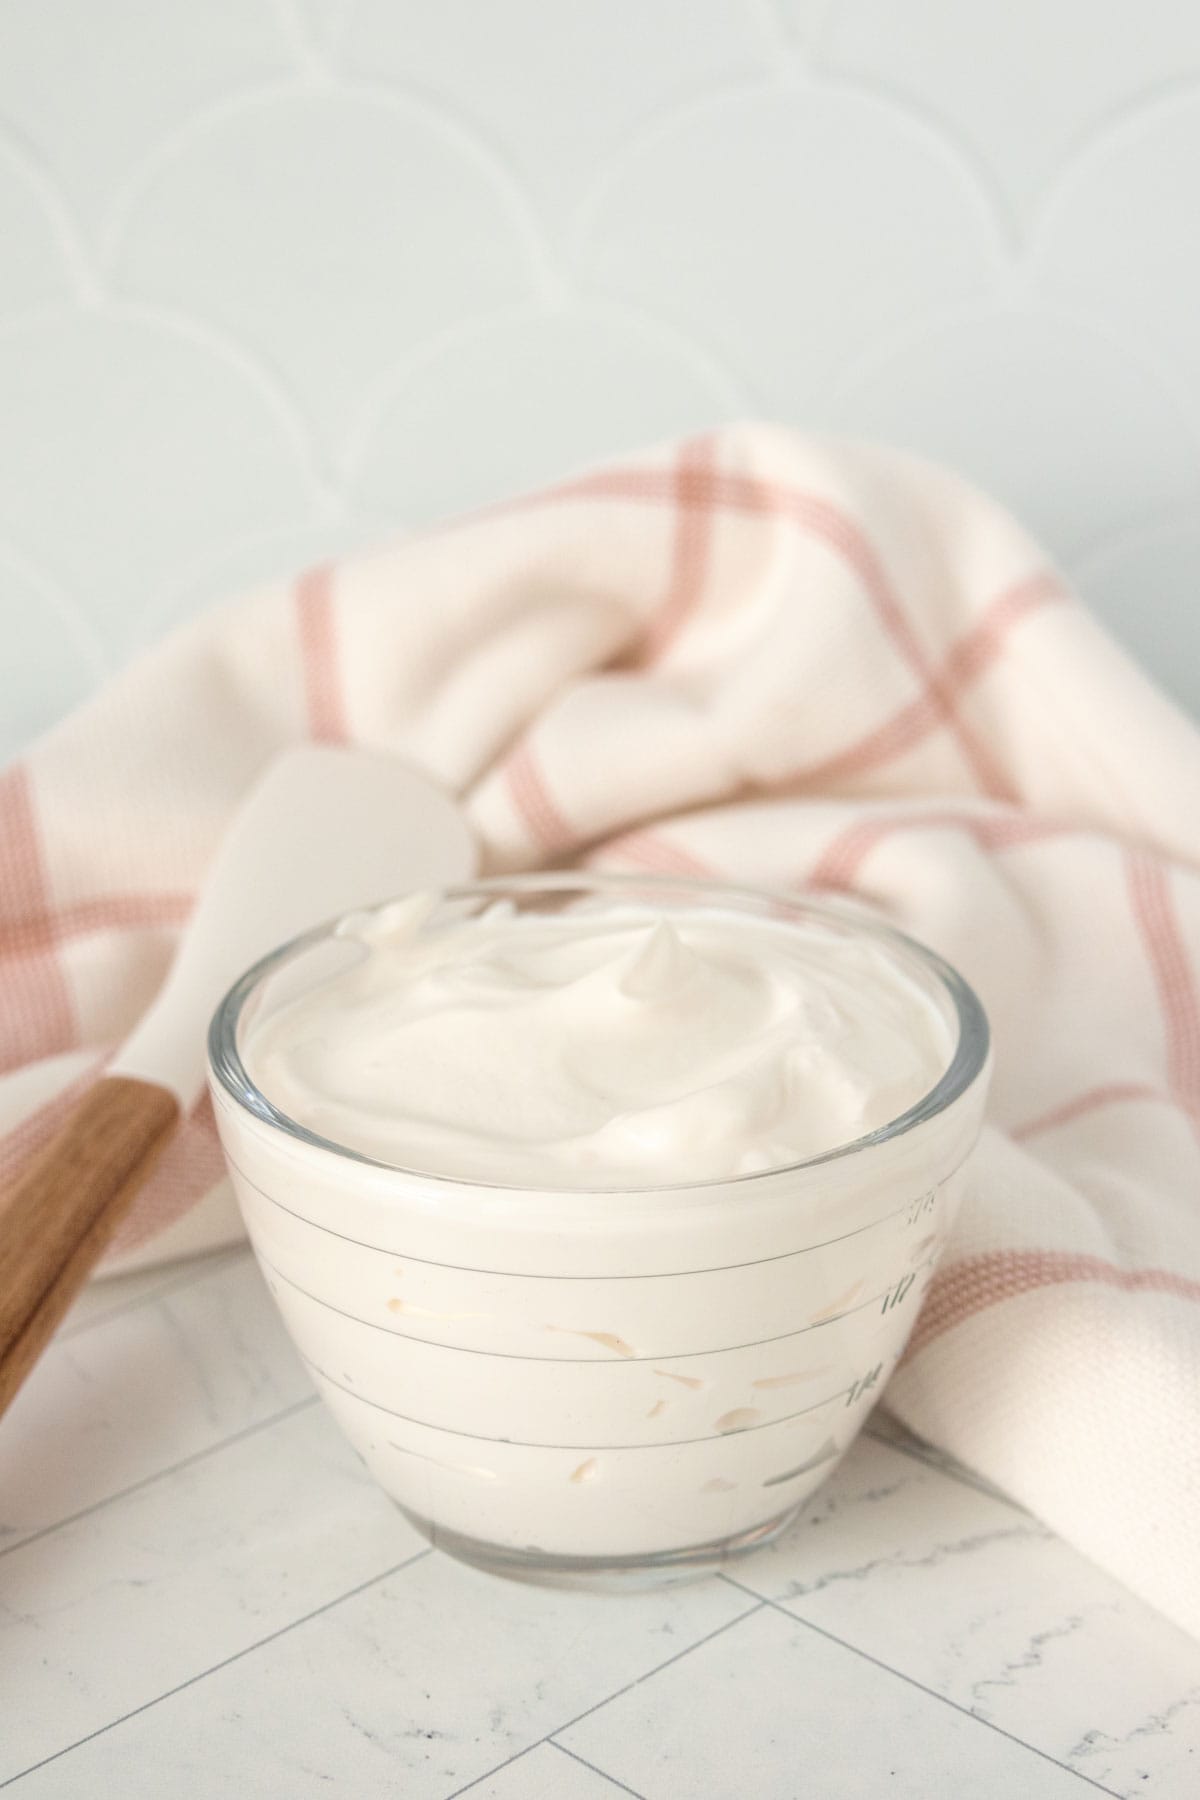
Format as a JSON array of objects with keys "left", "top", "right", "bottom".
[{"left": 394, "top": 1502, "right": 802, "bottom": 1591}]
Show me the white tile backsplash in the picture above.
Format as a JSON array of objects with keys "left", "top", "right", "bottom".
[{"left": 2, "top": 0, "right": 1200, "bottom": 762}]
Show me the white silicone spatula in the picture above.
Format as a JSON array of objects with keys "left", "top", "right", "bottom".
[{"left": 0, "top": 746, "right": 476, "bottom": 1416}]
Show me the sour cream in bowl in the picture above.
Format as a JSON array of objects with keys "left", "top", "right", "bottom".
[{"left": 208, "top": 875, "right": 990, "bottom": 1585}]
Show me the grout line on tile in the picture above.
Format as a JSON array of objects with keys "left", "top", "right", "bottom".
[
  {"left": 438, "top": 1744, "right": 539, "bottom": 1799},
  {"left": 547, "top": 1597, "right": 765, "bottom": 1742},
  {"left": 0, "top": 1393, "right": 319, "bottom": 1560},
  {"left": 445, "top": 1597, "right": 766, "bottom": 1798},
  {"left": 717, "top": 1575, "right": 1124, "bottom": 1799},
  {"left": 58, "top": 1247, "right": 251, "bottom": 1343},
  {"left": 550, "top": 1740, "right": 647, "bottom": 1797},
  {"left": 0, "top": 1546, "right": 435, "bottom": 1791}
]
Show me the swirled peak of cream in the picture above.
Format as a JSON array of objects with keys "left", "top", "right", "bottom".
[{"left": 243, "top": 897, "right": 955, "bottom": 1186}]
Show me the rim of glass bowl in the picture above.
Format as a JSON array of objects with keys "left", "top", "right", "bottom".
[{"left": 207, "top": 871, "right": 990, "bottom": 1196}]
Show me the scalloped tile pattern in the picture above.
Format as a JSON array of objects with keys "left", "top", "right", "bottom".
[
  {"left": 573, "top": 85, "right": 1004, "bottom": 416},
  {"left": 825, "top": 310, "right": 1200, "bottom": 561},
  {"left": 346, "top": 306, "right": 743, "bottom": 521},
  {"left": 1, "top": 0, "right": 1199, "bottom": 765},
  {"left": 0, "top": 311, "right": 316, "bottom": 645},
  {"left": 0, "top": 147, "right": 76, "bottom": 312},
  {"left": 339, "top": 0, "right": 772, "bottom": 239},
  {"left": 0, "top": 0, "right": 290, "bottom": 237},
  {"left": 822, "top": 0, "right": 1200, "bottom": 231}
]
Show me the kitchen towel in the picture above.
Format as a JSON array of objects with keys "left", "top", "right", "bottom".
[{"left": 3, "top": 424, "right": 1198, "bottom": 1637}]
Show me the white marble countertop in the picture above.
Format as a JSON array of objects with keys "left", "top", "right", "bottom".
[{"left": 3, "top": 1243, "right": 1198, "bottom": 1798}]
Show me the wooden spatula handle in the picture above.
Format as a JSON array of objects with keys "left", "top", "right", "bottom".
[{"left": 0, "top": 1075, "right": 180, "bottom": 1417}]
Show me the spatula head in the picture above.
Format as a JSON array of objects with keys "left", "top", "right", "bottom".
[{"left": 110, "top": 747, "right": 477, "bottom": 1104}]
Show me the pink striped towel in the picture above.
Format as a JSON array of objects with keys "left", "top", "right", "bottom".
[{"left": 3, "top": 425, "right": 1199, "bottom": 1636}]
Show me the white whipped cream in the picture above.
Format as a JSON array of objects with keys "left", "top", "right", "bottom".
[{"left": 243, "top": 896, "right": 954, "bottom": 1187}]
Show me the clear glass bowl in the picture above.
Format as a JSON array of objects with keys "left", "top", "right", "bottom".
[{"left": 208, "top": 874, "right": 990, "bottom": 1587}]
